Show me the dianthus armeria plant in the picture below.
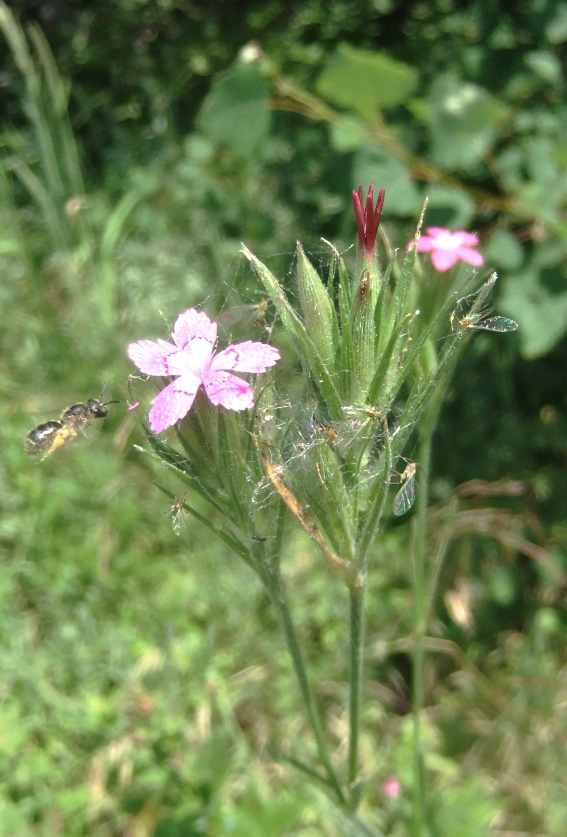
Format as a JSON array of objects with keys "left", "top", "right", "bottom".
[{"left": 127, "top": 185, "right": 517, "bottom": 836}]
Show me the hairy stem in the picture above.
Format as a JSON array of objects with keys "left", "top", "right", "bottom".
[
  {"left": 411, "top": 381, "right": 445, "bottom": 835},
  {"left": 348, "top": 583, "right": 365, "bottom": 798},
  {"left": 267, "top": 568, "right": 346, "bottom": 805}
]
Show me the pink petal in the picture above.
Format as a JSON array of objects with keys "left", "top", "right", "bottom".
[
  {"left": 424, "top": 227, "right": 451, "bottom": 238},
  {"left": 148, "top": 377, "right": 201, "bottom": 433},
  {"left": 127, "top": 338, "right": 178, "bottom": 375},
  {"left": 204, "top": 371, "right": 254, "bottom": 410},
  {"left": 166, "top": 335, "right": 215, "bottom": 378},
  {"left": 173, "top": 308, "right": 217, "bottom": 349},
  {"left": 210, "top": 341, "right": 281, "bottom": 374},
  {"left": 431, "top": 249, "right": 459, "bottom": 271},
  {"left": 455, "top": 247, "right": 484, "bottom": 266},
  {"left": 451, "top": 231, "right": 480, "bottom": 246},
  {"left": 413, "top": 237, "right": 437, "bottom": 252}
]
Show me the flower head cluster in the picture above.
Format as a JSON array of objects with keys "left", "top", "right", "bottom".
[
  {"left": 127, "top": 308, "right": 280, "bottom": 433},
  {"left": 409, "top": 227, "right": 484, "bottom": 272}
]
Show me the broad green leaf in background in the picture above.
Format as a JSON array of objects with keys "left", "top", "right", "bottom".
[
  {"left": 483, "top": 229, "right": 524, "bottom": 271},
  {"left": 546, "top": 2, "right": 567, "bottom": 42},
  {"left": 524, "top": 50, "right": 562, "bottom": 86},
  {"left": 420, "top": 184, "right": 476, "bottom": 231},
  {"left": 505, "top": 136, "right": 567, "bottom": 223},
  {"left": 500, "top": 266, "right": 567, "bottom": 358},
  {"left": 352, "top": 143, "right": 422, "bottom": 216},
  {"left": 197, "top": 61, "right": 271, "bottom": 159},
  {"left": 329, "top": 117, "right": 366, "bottom": 152},
  {"left": 316, "top": 43, "right": 418, "bottom": 122},
  {"left": 426, "top": 76, "right": 508, "bottom": 171}
]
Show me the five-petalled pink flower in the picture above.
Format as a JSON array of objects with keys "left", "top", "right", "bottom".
[
  {"left": 408, "top": 227, "right": 484, "bottom": 272},
  {"left": 127, "top": 308, "right": 280, "bottom": 433}
]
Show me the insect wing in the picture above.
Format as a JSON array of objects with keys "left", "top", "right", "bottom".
[
  {"left": 472, "top": 316, "right": 518, "bottom": 333},
  {"left": 171, "top": 509, "right": 183, "bottom": 535},
  {"left": 25, "top": 421, "right": 62, "bottom": 456},
  {"left": 169, "top": 496, "right": 187, "bottom": 535},
  {"left": 393, "top": 470, "right": 416, "bottom": 516},
  {"left": 217, "top": 299, "right": 269, "bottom": 330}
]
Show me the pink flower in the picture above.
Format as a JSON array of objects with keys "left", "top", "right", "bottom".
[
  {"left": 352, "top": 184, "right": 385, "bottom": 261},
  {"left": 409, "top": 227, "right": 484, "bottom": 272},
  {"left": 381, "top": 776, "right": 402, "bottom": 799},
  {"left": 127, "top": 308, "right": 280, "bottom": 433}
]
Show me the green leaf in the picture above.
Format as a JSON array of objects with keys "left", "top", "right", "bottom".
[
  {"left": 329, "top": 117, "right": 366, "bottom": 152},
  {"left": 516, "top": 137, "right": 567, "bottom": 220},
  {"left": 421, "top": 184, "right": 476, "bottom": 230},
  {"left": 488, "top": 564, "right": 516, "bottom": 606},
  {"left": 316, "top": 44, "right": 418, "bottom": 121},
  {"left": 524, "top": 50, "right": 562, "bottom": 85},
  {"left": 197, "top": 62, "right": 271, "bottom": 158},
  {"left": 427, "top": 76, "right": 508, "bottom": 170},
  {"left": 352, "top": 144, "right": 422, "bottom": 215},
  {"left": 483, "top": 229, "right": 524, "bottom": 270},
  {"left": 500, "top": 268, "right": 567, "bottom": 358}
]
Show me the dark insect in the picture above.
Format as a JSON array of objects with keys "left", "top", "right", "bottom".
[{"left": 25, "top": 388, "right": 119, "bottom": 460}]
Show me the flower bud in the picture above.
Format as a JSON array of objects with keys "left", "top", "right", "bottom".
[{"left": 296, "top": 241, "right": 336, "bottom": 369}]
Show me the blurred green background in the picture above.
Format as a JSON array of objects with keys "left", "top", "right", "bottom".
[{"left": 1, "top": 1, "right": 567, "bottom": 834}]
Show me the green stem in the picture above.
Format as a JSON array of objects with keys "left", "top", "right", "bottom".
[
  {"left": 348, "top": 583, "right": 365, "bottom": 798},
  {"left": 411, "top": 475, "right": 427, "bottom": 837},
  {"left": 411, "top": 381, "right": 447, "bottom": 834},
  {"left": 268, "top": 569, "right": 346, "bottom": 806},
  {"left": 411, "top": 340, "right": 465, "bottom": 835}
]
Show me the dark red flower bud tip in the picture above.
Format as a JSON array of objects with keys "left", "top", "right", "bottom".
[{"left": 352, "top": 184, "right": 385, "bottom": 261}]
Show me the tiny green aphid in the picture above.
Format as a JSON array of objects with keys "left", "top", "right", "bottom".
[{"left": 392, "top": 460, "right": 417, "bottom": 517}]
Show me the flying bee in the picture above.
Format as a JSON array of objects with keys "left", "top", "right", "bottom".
[
  {"left": 25, "top": 386, "right": 119, "bottom": 460},
  {"left": 392, "top": 459, "right": 418, "bottom": 517}
]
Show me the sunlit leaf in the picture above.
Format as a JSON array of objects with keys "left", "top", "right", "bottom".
[
  {"left": 500, "top": 268, "right": 567, "bottom": 358},
  {"left": 197, "top": 62, "right": 271, "bottom": 158},
  {"left": 428, "top": 75, "right": 508, "bottom": 170},
  {"left": 316, "top": 44, "right": 418, "bottom": 121},
  {"left": 352, "top": 144, "right": 421, "bottom": 215}
]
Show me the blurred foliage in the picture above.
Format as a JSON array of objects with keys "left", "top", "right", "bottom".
[{"left": 1, "top": 0, "right": 567, "bottom": 834}]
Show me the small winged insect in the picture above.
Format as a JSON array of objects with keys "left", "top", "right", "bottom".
[
  {"left": 342, "top": 405, "right": 383, "bottom": 421},
  {"left": 454, "top": 311, "right": 518, "bottom": 333},
  {"left": 25, "top": 386, "right": 119, "bottom": 460},
  {"left": 217, "top": 298, "right": 271, "bottom": 331},
  {"left": 311, "top": 412, "right": 338, "bottom": 443},
  {"left": 392, "top": 460, "right": 417, "bottom": 517},
  {"left": 451, "top": 274, "right": 518, "bottom": 334},
  {"left": 168, "top": 495, "right": 187, "bottom": 536}
]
